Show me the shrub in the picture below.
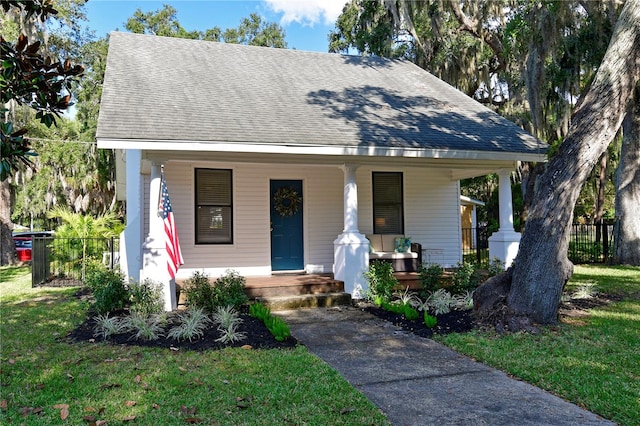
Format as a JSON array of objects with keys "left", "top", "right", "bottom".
[
  {"left": 129, "top": 278, "right": 164, "bottom": 316},
  {"left": 364, "top": 260, "right": 398, "bottom": 304},
  {"left": 167, "top": 308, "right": 211, "bottom": 342},
  {"left": 183, "top": 270, "right": 248, "bottom": 313},
  {"left": 183, "top": 271, "right": 215, "bottom": 312},
  {"left": 212, "top": 270, "right": 248, "bottom": 309},
  {"left": 85, "top": 260, "right": 128, "bottom": 314},
  {"left": 450, "top": 261, "right": 480, "bottom": 295},
  {"left": 418, "top": 263, "right": 444, "bottom": 295},
  {"left": 485, "top": 257, "right": 505, "bottom": 277}
]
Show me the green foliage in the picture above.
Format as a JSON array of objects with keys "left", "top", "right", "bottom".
[
  {"left": 249, "top": 302, "right": 290, "bottom": 342},
  {"left": 92, "top": 314, "right": 126, "bottom": 340},
  {"left": 84, "top": 260, "right": 128, "bottom": 314},
  {"left": 249, "top": 301, "right": 271, "bottom": 322},
  {"left": 167, "top": 308, "right": 212, "bottom": 342},
  {"left": 451, "top": 261, "right": 480, "bottom": 295},
  {"left": 121, "top": 312, "right": 165, "bottom": 341},
  {"left": 485, "top": 257, "right": 505, "bottom": 277},
  {"left": 212, "top": 305, "right": 246, "bottom": 344},
  {"left": 265, "top": 315, "right": 291, "bottom": 342},
  {"left": 425, "top": 288, "right": 456, "bottom": 316},
  {"left": 183, "top": 271, "right": 214, "bottom": 311},
  {"left": 129, "top": 278, "right": 164, "bottom": 316},
  {"left": 183, "top": 270, "right": 248, "bottom": 313},
  {"left": 423, "top": 312, "right": 437, "bottom": 328},
  {"left": 126, "top": 5, "right": 287, "bottom": 48},
  {"left": 364, "top": 260, "right": 398, "bottom": 304},
  {"left": 212, "top": 270, "right": 248, "bottom": 309},
  {"left": 0, "top": 5, "right": 84, "bottom": 181},
  {"left": 418, "top": 263, "right": 445, "bottom": 295}
]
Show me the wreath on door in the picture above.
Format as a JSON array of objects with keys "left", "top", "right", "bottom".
[{"left": 273, "top": 186, "right": 302, "bottom": 217}]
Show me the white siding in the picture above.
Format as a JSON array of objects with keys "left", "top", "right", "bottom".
[
  {"left": 357, "top": 166, "right": 462, "bottom": 267},
  {"left": 141, "top": 162, "right": 462, "bottom": 280},
  {"left": 161, "top": 162, "right": 344, "bottom": 279}
]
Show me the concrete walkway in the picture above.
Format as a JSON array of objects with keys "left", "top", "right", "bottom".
[{"left": 277, "top": 306, "right": 614, "bottom": 426}]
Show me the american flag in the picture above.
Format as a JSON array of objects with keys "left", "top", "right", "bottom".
[{"left": 158, "top": 174, "right": 184, "bottom": 279}]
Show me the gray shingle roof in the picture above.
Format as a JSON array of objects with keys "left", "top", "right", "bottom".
[{"left": 97, "top": 32, "right": 545, "bottom": 157}]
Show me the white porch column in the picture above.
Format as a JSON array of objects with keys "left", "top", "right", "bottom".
[
  {"left": 120, "top": 149, "right": 143, "bottom": 282},
  {"left": 488, "top": 169, "right": 521, "bottom": 267},
  {"left": 140, "top": 162, "right": 177, "bottom": 311},
  {"left": 333, "top": 164, "right": 368, "bottom": 298}
]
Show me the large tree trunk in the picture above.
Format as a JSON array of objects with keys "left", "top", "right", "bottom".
[
  {"left": 1, "top": 180, "right": 17, "bottom": 266},
  {"left": 613, "top": 88, "right": 640, "bottom": 265},
  {"left": 475, "top": 0, "right": 640, "bottom": 327}
]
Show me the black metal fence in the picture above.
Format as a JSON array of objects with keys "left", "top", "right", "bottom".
[
  {"left": 568, "top": 221, "right": 615, "bottom": 264},
  {"left": 461, "top": 227, "right": 490, "bottom": 265},
  {"left": 461, "top": 222, "right": 615, "bottom": 266},
  {"left": 32, "top": 237, "right": 119, "bottom": 286}
]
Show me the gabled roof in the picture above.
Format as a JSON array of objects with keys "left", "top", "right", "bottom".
[{"left": 97, "top": 32, "right": 546, "bottom": 162}]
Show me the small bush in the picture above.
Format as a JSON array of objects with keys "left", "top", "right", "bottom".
[
  {"left": 85, "top": 261, "right": 128, "bottom": 314},
  {"left": 212, "top": 270, "right": 248, "bottom": 309},
  {"left": 364, "top": 260, "right": 398, "bottom": 304},
  {"left": 183, "top": 271, "right": 215, "bottom": 312},
  {"left": 167, "top": 308, "right": 211, "bottom": 342},
  {"left": 183, "top": 270, "right": 248, "bottom": 313},
  {"left": 423, "top": 312, "right": 437, "bottom": 328},
  {"left": 450, "top": 261, "right": 480, "bottom": 295},
  {"left": 418, "top": 263, "right": 444, "bottom": 295},
  {"left": 129, "top": 278, "right": 164, "bottom": 316}
]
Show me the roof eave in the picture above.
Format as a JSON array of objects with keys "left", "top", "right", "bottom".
[{"left": 96, "top": 138, "right": 548, "bottom": 163}]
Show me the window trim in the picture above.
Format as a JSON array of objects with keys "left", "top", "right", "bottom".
[
  {"left": 372, "top": 171, "right": 404, "bottom": 235},
  {"left": 194, "top": 168, "right": 234, "bottom": 245}
]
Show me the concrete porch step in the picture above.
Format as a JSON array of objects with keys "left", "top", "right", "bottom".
[{"left": 255, "top": 292, "right": 352, "bottom": 311}]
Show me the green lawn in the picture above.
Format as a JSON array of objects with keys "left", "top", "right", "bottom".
[
  {"left": 435, "top": 264, "right": 640, "bottom": 426},
  {"left": 0, "top": 266, "right": 389, "bottom": 425}
]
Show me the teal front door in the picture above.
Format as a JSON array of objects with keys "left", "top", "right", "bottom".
[{"left": 270, "top": 180, "right": 304, "bottom": 271}]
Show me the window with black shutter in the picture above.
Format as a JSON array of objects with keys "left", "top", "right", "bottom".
[
  {"left": 372, "top": 172, "right": 404, "bottom": 234},
  {"left": 195, "top": 168, "right": 233, "bottom": 244}
]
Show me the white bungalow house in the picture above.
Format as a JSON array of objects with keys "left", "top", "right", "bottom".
[{"left": 96, "top": 32, "right": 546, "bottom": 310}]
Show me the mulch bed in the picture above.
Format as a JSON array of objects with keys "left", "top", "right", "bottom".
[{"left": 65, "top": 287, "right": 617, "bottom": 352}]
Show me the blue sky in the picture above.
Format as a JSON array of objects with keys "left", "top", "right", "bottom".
[{"left": 84, "top": 0, "right": 348, "bottom": 52}]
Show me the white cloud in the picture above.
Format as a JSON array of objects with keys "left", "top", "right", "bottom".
[{"left": 264, "top": 0, "right": 348, "bottom": 26}]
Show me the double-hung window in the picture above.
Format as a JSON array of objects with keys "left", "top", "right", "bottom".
[
  {"left": 372, "top": 172, "right": 404, "bottom": 234},
  {"left": 195, "top": 168, "right": 233, "bottom": 244}
]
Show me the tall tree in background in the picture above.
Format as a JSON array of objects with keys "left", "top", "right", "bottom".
[
  {"left": 614, "top": 88, "right": 640, "bottom": 265},
  {"left": 125, "top": 5, "right": 287, "bottom": 48},
  {"left": 1, "top": 0, "right": 83, "bottom": 265}
]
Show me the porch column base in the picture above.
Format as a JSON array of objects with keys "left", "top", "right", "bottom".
[
  {"left": 333, "top": 232, "right": 369, "bottom": 299},
  {"left": 488, "top": 230, "right": 521, "bottom": 268},
  {"left": 140, "top": 237, "right": 177, "bottom": 311}
]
